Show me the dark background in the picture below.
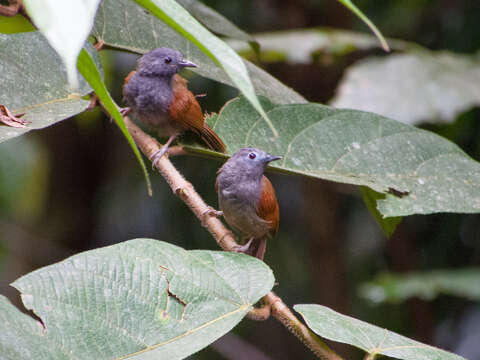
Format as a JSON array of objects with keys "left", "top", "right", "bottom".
[{"left": 1, "top": 0, "right": 480, "bottom": 359}]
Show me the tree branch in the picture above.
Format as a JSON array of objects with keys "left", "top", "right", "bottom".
[{"left": 114, "top": 112, "right": 342, "bottom": 360}]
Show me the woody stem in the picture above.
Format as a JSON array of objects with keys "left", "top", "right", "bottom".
[{"left": 105, "top": 106, "right": 342, "bottom": 360}]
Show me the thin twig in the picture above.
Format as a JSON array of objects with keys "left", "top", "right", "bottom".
[{"left": 103, "top": 106, "right": 342, "bottom": 360}]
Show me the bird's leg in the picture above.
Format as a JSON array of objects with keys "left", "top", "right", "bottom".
[
  {"left": 119, "top": 107, "right": 131, "bottom": 117},
  {"left": 150, "top": 134, "right": 178, "bottom": 169},
  {"left": 232, "top": 236, "right": 255, "bottom": 253}
]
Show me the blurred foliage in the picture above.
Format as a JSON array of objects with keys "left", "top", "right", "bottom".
[
  {"left": 331, "top": 51, "right": 480, "bottom": 125},
  {"left": 0, "top": 137, "right": 49, "bottom": 221},
  {"left": 360, "top": 268, "right": 480, "bottom": 304}
]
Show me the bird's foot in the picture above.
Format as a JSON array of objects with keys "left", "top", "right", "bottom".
[
  {"left": 150, "top": 146, "right": 169, "bottom": 169},
  {"left": 232, "top": 237, "right": 254, "bottom": 253},
  {"left": 119, "top": 107, "right": 131, "bottom": 117},
  {"left": 204, "top": 207, "right": 223, "bottom": 218},
  {"left": 201, "top": 207, "right": 223, "bottom": 226}
]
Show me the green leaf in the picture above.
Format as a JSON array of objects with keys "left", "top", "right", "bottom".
[
  {"left": 295, "top": 304, "right": 465, "bottom": 360},
  {"left": 360, "top": 187, "right": 402, "bottom": 238},
  {"left": 187, "top": 96, "right": 480, "bottom": 217},
  {"left": 332, "top": 51, "right": 480, "bottom": 125},
  {"left": 132, "top": 0, "right": 277, "bottom": 136},
  {"left": 360, "top": 268, "right": 480, "bottom": 304},
  {"left": 76, "top": 49, "right": 152, "bottom": 196},
  {"left": 0, "top": 32, "right": 98, "bottom": 144},
  {"left": 92, "top": 0, "right": 304, "bottom": 105},
  {"left": 2, "top": 239, "right": 274, "bottom": 359},
  {"left": 0, "top": 14, "right": 35, "bottom": 34},
  {"left": 23, "top": 0, "right": 102, "bottom": 88},
  {"left": 336, "top": 0, "right": 389, "bottom": 51}
]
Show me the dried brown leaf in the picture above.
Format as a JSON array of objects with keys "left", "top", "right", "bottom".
[{"left": 0, "top": 104, "right": 29, "bottom": 128}]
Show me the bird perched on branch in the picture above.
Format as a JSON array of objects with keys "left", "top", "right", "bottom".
[
  {"left": 122, "top": 47, "right": 226, "bottom": 165},
  {"left": 215, "top": 148, "right": 280, "bottom": 260}
]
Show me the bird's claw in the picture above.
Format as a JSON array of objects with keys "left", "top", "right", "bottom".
[
  {"left": 204, "top": 207, "right": 223, "bottom": 218},
  {"left": 150, "top": 146, "right": 169, "bottom": 169},
  {"left": 232, "top": 237, "right": 254, "bottom": 253},
  {"left": 119, "top": 107, "right": 131, "bottom": 117},
  {"left": 201, "top": 207, "right": 223, "bottom": 226}
]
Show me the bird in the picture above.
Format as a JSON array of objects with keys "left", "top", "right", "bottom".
[
  {"left": 215, "top": 148, "right": 281, "bottom": 260},
  {"left": 121, "top": 47, "right": 226, "bottom": 165}
]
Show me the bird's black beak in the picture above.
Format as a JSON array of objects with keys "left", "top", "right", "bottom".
[
  {"left": 265, "top": 154, "right": 282, "bottom": 163},
  {"left": 179, "top": 59, "right": 197, "bottom": 68}
]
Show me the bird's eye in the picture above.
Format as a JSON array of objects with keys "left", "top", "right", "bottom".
[
  {"left": 164, "top": 57, "right": 172, "bottom": 64},
  {"left": 248, "top": 152, "right": 256, "bottom": 159}
]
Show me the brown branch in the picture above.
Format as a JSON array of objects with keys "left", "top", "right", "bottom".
[{"left": 112, "top": 110, "right": 342, "bottom": 360}]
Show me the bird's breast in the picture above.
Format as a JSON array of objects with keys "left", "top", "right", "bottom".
[
  {"left": 218, "top": 182, "right": 269, "bottom": 238},
  {"left": 128, "top": 76, "right": 182, "bottom": 135}
]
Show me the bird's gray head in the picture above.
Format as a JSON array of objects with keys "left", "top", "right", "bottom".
[
  {"left": 220, "top": 148, "right": 281, "bottom": 180},
  {"left": 138, "top": 47, "right": 197, "bottom": 77}
]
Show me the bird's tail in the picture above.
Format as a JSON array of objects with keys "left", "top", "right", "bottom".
[
  {"left": 199, "top": 123, "right": 226, "bottom": 153},
  {"left": 245, "top": 238, "right": 267, "bottom": 260}
]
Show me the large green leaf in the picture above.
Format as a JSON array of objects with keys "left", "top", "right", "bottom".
[
  {"left": 360, "top": 268, "right": 480, "bottom": 304},
  {"left": 92, "top": 0, "right": 305, "bottom": 105},
  {"left": 0, "top": 32, "right": 99, "bottom": 144},
  {"left": 295, "top": 304, "right": 465, "bottom": 360},
  {"left": 331, "top": 51, "right": 480, "bottom": 125},
  {"left": 23, "top": 0, "right": 102, "bottom": 87},
  {"left": 187, "top": 96, "right": 480, "bottom": 217},
  {"left": 1, "top": 239, "right": 274, "bottom": 359}
]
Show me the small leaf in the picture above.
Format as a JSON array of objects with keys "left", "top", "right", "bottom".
[
  {"left": 0, "top": 32, "right": 98, "bottom": 144},
  {"left": 360, "top": 268, "right": 480, "bottom": 304},
  {"left": 295, "top": 304, "right": 465, "bottom": 360},
  {"left": 133, "top": 0, "right": 277, "bottom": 136},
  {"left": 0, "top": 14, "right": 35, "bottom": 34},
  {"left": 360, "top": 186, "right": 402, "bottom": 238},
  {"left": 76, "top": 49, "right": 152, "bottom": 196},
  {"left": 187, "top": 96, "right": 480, "bottom": 217},
  {"left": 336, "top": 0, "right": 389, "bottom": 51},
  {"left": 2, "top": 239, "right": 274, "bottom": 359},
  {"left": 331, "top": 52, "right": 480, "bottom": 125}
]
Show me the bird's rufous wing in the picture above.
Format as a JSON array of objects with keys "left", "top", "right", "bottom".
[
  {"left": 122, "top": 70, "right": 137, "bottom": 98},
  {"left": 257, "top": 175, "right": 279, "bottom": 237},
  {"left": 168, "top": 74, "right": 204, "bottom": 131}
]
